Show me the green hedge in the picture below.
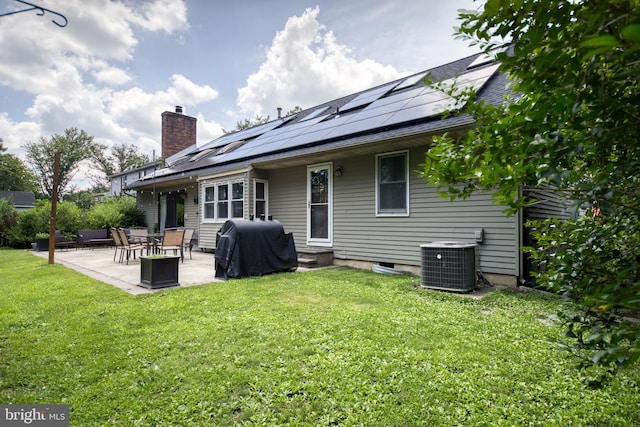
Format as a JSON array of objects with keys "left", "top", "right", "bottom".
[{"left": 3, "top": 196, "right": 145, "bottom": 248}]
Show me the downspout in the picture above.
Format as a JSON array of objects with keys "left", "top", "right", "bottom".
[{"left": 516, "top": 185, "right": 523, "bottom": 286}]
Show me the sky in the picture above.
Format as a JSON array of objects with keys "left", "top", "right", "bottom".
[{"left": 0, "top": 0, "right": 483, "bottom": 187}]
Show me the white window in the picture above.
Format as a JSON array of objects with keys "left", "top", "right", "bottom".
[
  {"left": 232, "top": 182, "right": 244, "bottom": 217},
  {"left": 216, "top": 183, "right": 229, "bottom": 219},
  {"left": 254, "top": 180, "right": 269, "bottom": 218},
  {"left": 376, "top": 151, "right": 409, "bottom": 216},
  {"left": 204, "top": 186, "right": 215, "bottom": 219},
  {"left": 202, "top": 180, "right": 244, "bottom": 221}
]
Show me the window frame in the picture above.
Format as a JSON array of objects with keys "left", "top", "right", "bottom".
[
  {"left": 201, "top": 179, "right": 245, "bottom": 222},
  {"left": 375, "top": 150, "right": 410, "bottom": 217},
  {"left": 253, "top": 179, "right": 269, "bottom": 219}
]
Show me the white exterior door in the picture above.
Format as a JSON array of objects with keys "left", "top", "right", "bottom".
[{"left": 307, "top": 163, "right": 332, "bottom": 246}]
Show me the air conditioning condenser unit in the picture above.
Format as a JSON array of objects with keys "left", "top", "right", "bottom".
[{"left": 421, "top": 241, "right": 477, "bottom": 292}]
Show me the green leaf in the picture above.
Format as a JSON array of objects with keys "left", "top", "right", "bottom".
[
  {"left": 621, "top": 23, "right": 640, "bottom": 42},
  {"left": 580, "top": 46, "right": 616, "bottom": 61},
  {"left": 580, "top": 35, "right": 619, "bottom": 48}
]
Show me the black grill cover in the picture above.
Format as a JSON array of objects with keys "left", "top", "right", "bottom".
[{"left": 214, "top": 218, "right": 298, "bottom": 279}]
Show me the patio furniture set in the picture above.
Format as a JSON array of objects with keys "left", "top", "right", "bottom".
[{"left": 110, "top": 228, "right": 195, "bottom": 265}]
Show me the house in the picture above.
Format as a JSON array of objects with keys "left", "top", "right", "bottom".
[
  {"left": 127, "top": 53, "right": 568, "bottom": 286},
  {"left": 108, "top": 160, "right": 162, "bottom": 197},
  {"left": 0, "top": 191, "right": 36, "bottom": 211}
]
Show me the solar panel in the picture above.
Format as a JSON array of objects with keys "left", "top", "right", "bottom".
[
  {"left": 300, "top": 106, "right": 331, "bottom": 121},
  {"left": 215, "top": 115, "right": 330, "bottom": 162},
  {"left": 243, "top": 115, "right": 326, "bottom": 150},
  {"left": 382, "top": 99, "right": 457, "bottom": 127},
  {"left": 456, "top": 63, "right": 500, "bottom": 85},
  {"left": 466, "top": 48, "right": 505, "bottom": 69},
  {"left": 402, "top": 89, "right": 451, "bottom": 109},
  {"left": 438, "top": 63, "right": 500, "bottom": 95},
  {"left": 394, "top": 71, "right": 428, "bottom": 90},
  {"left": 275, "top": 126, "right": 335, "bottom": 149},
  {"left": 323, "top": 112, "right": 393, "bottom": 140},
  {"left": 197, "top": 116, "right": 292, "bottom": 151},
  {"left": 362, "top": 85, "right": 424, "bottom": 111},
  {"left": 339, "top": 81, "right": 399, "bottom": 112}
]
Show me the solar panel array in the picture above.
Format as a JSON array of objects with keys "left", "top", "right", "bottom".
[{"left": 193, "top": 63, "right": 500, "bottom": 166}]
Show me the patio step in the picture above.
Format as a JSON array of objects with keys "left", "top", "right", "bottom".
[{"left": 297, "top": 248, "right": 333, "bottom": 268}]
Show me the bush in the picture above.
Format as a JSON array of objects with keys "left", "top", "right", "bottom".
[
  {"left": 4, "top": 196, "right": 146, "bottom": 248},
  {"left": 5, "top": 200, "right": 83, "bottom": 248},
  {"left": 0, "top": 199, "right": 18, "bottom": 246},
  {"left": 86, "top": 196, "right": 145, "bottom": 229},
  {"left": 6, "top": 201, "right": 48, "bottom": 248}
]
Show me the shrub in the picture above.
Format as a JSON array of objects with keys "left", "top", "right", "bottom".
[
  {"left": 86, "top": 196, "right": 145, "bottom": 229},
  {"left": 5, "top": 200, "right": 83, "bottom": 248},
  {"left": 4, "top": 196, "right": 146, "bottom": 248},
  {"left": 0, "top": 199, "right": 18, "bottom": 246}
]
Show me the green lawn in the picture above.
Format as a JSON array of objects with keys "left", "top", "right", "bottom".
[{"left": 1, "top": 249, "right": 638, "bottom": 426}]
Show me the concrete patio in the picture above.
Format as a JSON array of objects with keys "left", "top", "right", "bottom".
[{"left": 32, "top": 246, "right": 221, "bottom": 295}]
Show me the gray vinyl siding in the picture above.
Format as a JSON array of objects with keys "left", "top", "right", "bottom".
[
  {"left": 268, "top": 146, "right": 519, "bottom": 276},
  {"left": 183, "top": 186, "right": 199, "bottom": 238},
  {"left": 268, "top": 167, "right": 307, "bottom": 241},
  {"left": 525, "top": 188, "right": 574, "bottom": 221}
]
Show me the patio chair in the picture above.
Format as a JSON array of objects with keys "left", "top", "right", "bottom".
[
  {"left": 110, "top": 228, "right": 124, "bottom": 262},
  {"left": 128, "top": 228, "right": 148, "bottom": 245},
  {"left": 182, "top": 228, "right": 195, "bottom": 260},
  {"left": 159, "top": 228, "right": 185, "bottom": 262},
  {"left": 117, "top": 228, "right": 146, "bottom": 265}
]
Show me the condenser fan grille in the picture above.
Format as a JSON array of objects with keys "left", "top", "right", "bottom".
[{"left": 421, "top": 242, "right": 476, "bottom": 292}]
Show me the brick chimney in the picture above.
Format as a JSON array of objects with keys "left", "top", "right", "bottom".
[{"left": 161, "top": 106, "right": 197, "bottom": 158}]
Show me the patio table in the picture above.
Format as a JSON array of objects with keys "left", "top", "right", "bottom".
[{"left": 144, "top": 232, "right": 163, "bottom": 254}]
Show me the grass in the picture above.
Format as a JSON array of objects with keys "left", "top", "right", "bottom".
[{"left": 0, "top": 249, "right": 639, "bottom": 426}]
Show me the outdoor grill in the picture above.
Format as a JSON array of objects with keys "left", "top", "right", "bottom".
[{"left": 214, "top": 217, "right": 298, "bottom": 279}]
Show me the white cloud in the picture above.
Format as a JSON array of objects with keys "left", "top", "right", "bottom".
[
  {"left": 196, "top": 113, "right": 225, "bottom": 146},
  {"left": 132, "top": 0, "right": 189, "bottom": 33},
  {"left": 0, "top": 113, "right": 42, "bottom": 155},
  {"left": 0, "top": 0, "right": 216, "bottom": 190},
  {"left": 108, "top": 74, "right": 218, "bottom": 138},
  {"left": 92, "top": 65, "right": 133, "bottom": 86},
  {"left": 236, "top": 6, "right": 405, "bottom": 117}
]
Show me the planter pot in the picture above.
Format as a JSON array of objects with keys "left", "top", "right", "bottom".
[
  {"left": 35, "top": 237, "right": 50, "bottom": 252},
  {"left": 139, "top": 256, "right": 180, "bottom": 289}
]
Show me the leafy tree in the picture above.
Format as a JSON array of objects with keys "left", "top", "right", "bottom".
[
  {"left": 90, "top": 142, "right": 150, "bottom": 188},
  {"left": 227, "top": 114, "right": 271, "bottom": 133},
  {"left": 86, "top": 196, "right": 145, "bottom": 229},
  {"left": 0, "top": 198, "right": 17, "bottom": 246},
  {"left": 421, "top": 0, "right": 640, "bottom": 369},
  {"left": 63, "top": 189, "right": 100, "bottom": 210},
  {"left": 24, "top": 128, "right": 101, "bottom": 199},
  {"left": 0, "top": 137, "right": 38, "bottom": 192},
  {"left": 0, "top": 152, "right": 38, "bottom": 192},
  {"left": 286, "top": 106, "right": 303, "bottom": 115}
]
